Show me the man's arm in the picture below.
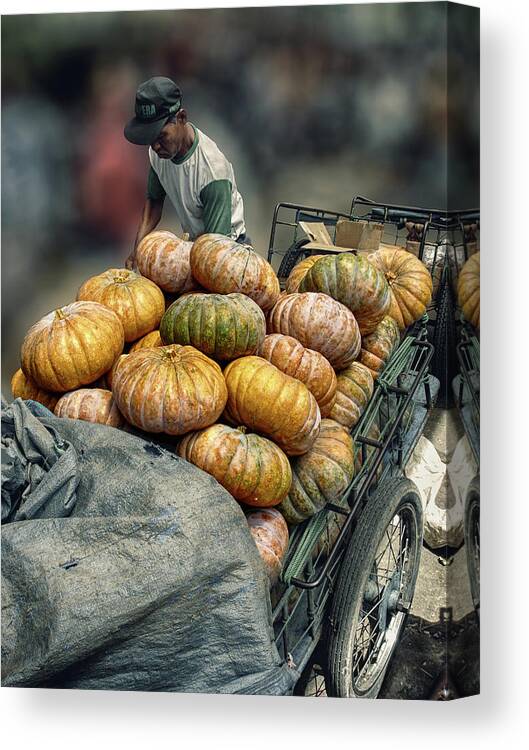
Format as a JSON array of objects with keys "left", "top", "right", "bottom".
[{"left": 125, "top": 168, "right": 166, "bottom": 269}]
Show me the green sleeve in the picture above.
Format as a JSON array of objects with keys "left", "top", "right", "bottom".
[
  {"left": 200, "top": 179, "right": 232, "bottom": 235},
  {"left": 146, "top": 167, "right": 166, "bottom": 201}
]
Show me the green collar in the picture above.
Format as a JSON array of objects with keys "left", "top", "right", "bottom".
[{"left": 171, "top": 123, "right": 199, "bottom": 165}]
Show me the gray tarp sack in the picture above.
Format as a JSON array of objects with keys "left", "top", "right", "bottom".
[{"left": 1, "top": 398, "right": 297, "bottom": 694}]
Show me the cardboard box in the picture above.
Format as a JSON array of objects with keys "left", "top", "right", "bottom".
[{"left": 298, "top": 219, "right": 383, "bottom": 255}]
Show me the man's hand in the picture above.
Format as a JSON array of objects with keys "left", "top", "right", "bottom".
[{"left": 125, "top": 252, "right": 137, "bottom": 271}]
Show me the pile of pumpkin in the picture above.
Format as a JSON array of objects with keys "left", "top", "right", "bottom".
[{"left": 11, "top": 231, "right": 433, "bottom": 583}]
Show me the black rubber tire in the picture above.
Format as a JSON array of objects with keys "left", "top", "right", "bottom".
[
  {"left": 326, "top": 476, "right": 423, "bottom": 699},
  {"left": 277, "top": 239, "right": 310, "bottom": 280},
  {"left": 464, "top": 475, "right": 480, "bottom": 615}
]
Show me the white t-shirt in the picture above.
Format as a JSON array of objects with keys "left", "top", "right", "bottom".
[{"left": 148, "top": 125, "right": 246, "bottom": 240}]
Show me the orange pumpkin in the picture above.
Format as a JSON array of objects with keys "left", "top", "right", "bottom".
[
  {"left": 258, "top": 334, "right": 336, "bottom": 416},
  {"left": 54, "top": 388, "right": 124, "bottom": 428},
  {"left": 223, "top": 356, "right": 320, "bottom": 455},
  {"left": 285, "top": 255, "right": 325, "bottom": 293},
  {"left": 267, "top": 292, "right": 361, "bottom": 370},
  {"left": 298, "top": 252, "right": 391, "bottom": 335},
  {"left": 190, "top": 234, "right": 280, "bottom": 311},
  {"left": 129, "top": 331, "right": 163, "bottom": 352},
  {"left": 247, "top": 508, "right": 289, "bottom": 584},
  {"left": 359, "top": 316, "right": 400, "bottom": 379},
  {"left": 368, "top": 245, "right": 433, "bottom": 329},
  {"left": 102, "top": 354, "right": 128, "bottom": 390},
  {"left": 329, "top": 362, "right": 374, "bottom": 430},
  {"left": 112, "top": 345, "right": 227, "bottom": 435},
  {"left": 77, "top": 268, "right": 165, "bottom": 342},
  {"left": 21, "top": 302, "right": 124, "bottom": 392},
  {"left": 178, "top": 424, "right": 291, "bottom": 507},
  {"left": 11, "top": 369, "right": 60, "bottom": 411},
  {"left": 278, "top": 419, "right": 355, "bottom": 524},
  {"left": 457, "top": 252, "right": 480, "bottom": 329},
  {"left": 136, "top": 230, "right": 195, "bottom": 294}
]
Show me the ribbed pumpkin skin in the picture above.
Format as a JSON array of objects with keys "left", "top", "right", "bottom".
[
  {"left": 190, "top": 234, "right": 280, "bottom": 311},
  {"left": 223, "top": 356, "right": 321, "bottom": 455},
  {"left": 368, "top": 245, "right": 433, "bottom": 329},
  {"left": 77, "top": 268, "right": 165, "bottom": 342},
  {"left": 113, "top": 345, "right": 227, "bottom": 435},
  {"left": 299, "top": 253, "right": 391, "bottom": 335},
  {"left": 457, "top": 252, "right": 480, "bottom": 329},
  {"left": 129, "top": 331, "right": 163, "bottom": 352},
  {"left": 329, "top": 362, "right": 374, "bottom": 430},
  {"left": 11, "top": 369, "right": 60, "bottom": 411},
  {"left": 360, "top": 316, "right": 401, "bottom": 379},
  {"left": 247, "top": 508, "right": 289, "bottom": 584},
  {"left": 21, "top": 301, "right": 124, "bottom": 392},
  {"left": 54, "top": 388, "right": 124, "bottom": 428},
  {"left": 278, "top": 419, "right": 355, "bottom": 525},
  {"left": 136, "top": 230, "right": 195, "bottom": 293},
  {"left": 160, "top": 293, "right": 266, "bottom": 361},
  {"left": 102, "top": 354, "right": 128, "bottom": 390},
  {"left": 178, "top": 424, "right": 292, "bottom": 507},
  {"left": 285, "top": 255, "right": 325, "bottom": 293},
  {"left": 267, "top": 292, "right": 361, "bottom": 370},
  {"left": 258, "top": 334, "right": 337, "bottom": 416}
]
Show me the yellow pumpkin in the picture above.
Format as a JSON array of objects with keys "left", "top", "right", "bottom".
[
  {"left": 267, "top": 292, "right": 361, "bottom": 370},
  {"left": 190, "top": 234, "right": 280, "bottom": 311},
  {"left": 112, "top": 344, "right": 227, "bottom": 435},
  {"left": 457, "top": 252, "right": 480, "bottom": 329},
  {"left": 54, "top": 388, "right": 124, "bottom": 428},
  {"left": 136, "top": 230, "right": 195, "bottom": 294},
  {"left": 223, "top": 356, "right": 320, "bottom": 455},
  {"left": 178, "top": 424, "right": 291, "bottom": 507},
  {"left": 285, "top": 255, "right": 325, "bottom": 293},
  {"left": 359, "top": 316, "right": 401, "bottom": 379},
  {"left": 278, "top": 419, "right": 355, "bottom": 524},
  {"left": 11, "top": 369, "right": 60, "bottom": 411},
  {"left": 258, "top": 334, "right": 336, "bottom": 416},
  {"left": 77, "top": 268, "right": 165, "bottom": 342},
  {"left": 368, "top": 245, "right": 433, "bottom": 329},
  {"left": 247, "top": 508, "right": 289, "bottom": 584},
  {"left": 129, "top": 331, "right": 163, "bottom": 352},
  {"left": 329, "top": 362, "right": 374, "bottom": 430},
  {"left": 21, "top": 301, "right": 124, "bottom": 392}
]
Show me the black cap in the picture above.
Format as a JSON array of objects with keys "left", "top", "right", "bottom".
[{"left": 124, "top": 77, "right": 182, "bottom": 145}]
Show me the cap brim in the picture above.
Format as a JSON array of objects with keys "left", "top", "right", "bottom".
[{"left": 124, "top": 115, "right": 168, "bottom": 146}]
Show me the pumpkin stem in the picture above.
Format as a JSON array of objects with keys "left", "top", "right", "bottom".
[
  {"left": 386, "top": 271, "right": 397, "bottom": 284},
  {"left": 113, "top": 274, "right": 127, "bottom": 283},
  {"left": 55, "top": 308, "right": 66, "bottom": 320},
  {"left": 236, "top": 425, "right": 248, "bottom": 434}
]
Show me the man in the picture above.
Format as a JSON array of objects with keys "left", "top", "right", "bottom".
[{"left": 124, "top": 76, "right": 247, "bottom": 269}]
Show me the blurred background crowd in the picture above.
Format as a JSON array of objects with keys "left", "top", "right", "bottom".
[{"left": 1, "top": 2, "right": 479, "bottom": 395}]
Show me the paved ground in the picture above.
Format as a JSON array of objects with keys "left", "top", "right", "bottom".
[{"left": 380, "top": 406, "right": 479, "bottom": 699}]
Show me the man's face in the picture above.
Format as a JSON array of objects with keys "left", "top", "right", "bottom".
[{"left": 151, "top": 114, "right": 187, "bottom": 159}]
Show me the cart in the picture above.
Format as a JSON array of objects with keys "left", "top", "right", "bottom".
[
  {"left": 269, "top": 196, "right": 479, "bottom": 408},
  {"left": 267, "top": 199, "right": 441, "bottom": 697},
  {"left": 453, "top": 323, "right": 480, "bottom": 615}
]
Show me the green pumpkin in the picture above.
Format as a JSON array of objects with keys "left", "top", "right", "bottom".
[
  {"left": 298, "top": 252, "right": 391, "bottom": 335},
  {"left": 160, "top": 292, "right": 266, "bottom": 361},
  {"left": 278, "top": 419, "right": 355, "bottom": 525}
]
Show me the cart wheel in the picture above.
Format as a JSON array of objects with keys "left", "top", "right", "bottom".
[
  {"left": 294, "top": 659, "right": 328, "bottom": 697},
  {"left": 277, "top": 239, "right": 310, "bottom": 280},
  {"left": 326, "top": 477, "right": 423, "bottom": 698},
  {"left": 464, "top": 475, "right": 480, "bottom": 615}
]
